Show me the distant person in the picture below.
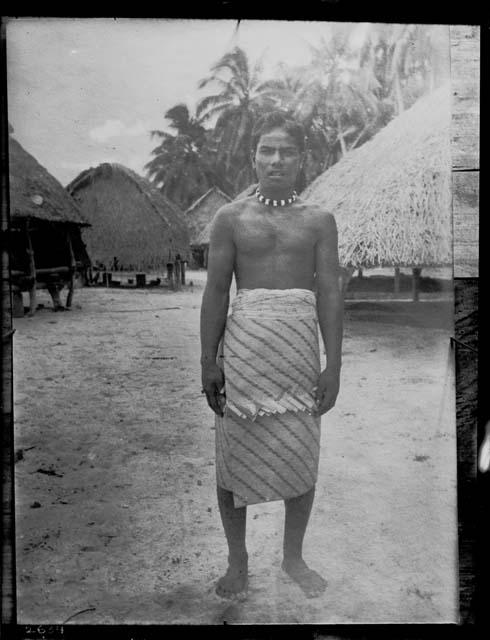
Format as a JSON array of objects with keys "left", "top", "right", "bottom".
[
  {"left": 47, "top": 283, "right": 65, "bottom": 311},
  {"left": 200, "top": 111, "right": 343, "bottom": 600},
  {"left": 91, "top": 260, "right": 104, "bottom": 284}
]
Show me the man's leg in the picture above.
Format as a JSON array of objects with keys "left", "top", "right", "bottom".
[
  {"left": 282, "top": 486, "right": 327, "bottom": 598},
  {"left": 47, "top": 284, "right": 64, "bottom": 311},
  {"left": 215, "top": 485, "right": 248, "bottom": 598}
]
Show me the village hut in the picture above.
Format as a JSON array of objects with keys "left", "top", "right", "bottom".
[
  {"left": 302, "top": 83, "right": 452, "bottom": 298},
  {"left": 185, "top": 187, "right": 232, "bottom": 268},
  {"left": 66, "top": 163, "right": 190, "bottom": 273},
  {"left": 8, "top": 135, "right": 92, "bottom": 316},
  {"left": 234, "top": 183, "right": 258, "bottom": 201}
]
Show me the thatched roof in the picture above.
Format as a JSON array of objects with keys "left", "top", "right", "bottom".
[
  {"left": 302, "top": 84, "right": 452, "bottom": 268},
  {"left": 66, "top": 163, "right": 190, "bottom": 270},
  {"left": 8, "top": 136, "right": 89, "bottom": 226},
  {"left": 185, "top": 186, "right": 232, "bottom": 246}
]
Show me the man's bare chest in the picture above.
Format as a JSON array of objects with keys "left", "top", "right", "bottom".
[{"left": 234, "top": 212, "right": 316, "bottom": 256}]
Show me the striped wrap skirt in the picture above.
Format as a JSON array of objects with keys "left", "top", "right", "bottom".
[{"left": 215, "top": 288, "right": 322, "bottom": 508}]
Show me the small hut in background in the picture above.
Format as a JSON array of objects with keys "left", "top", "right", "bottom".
[
  {"left": 234, "top": 183, "right": 258, "bottom": 201},
  {"left": 66, "top": 163, "right": 190, "bottom": 273},
  {"left": 185, "top": 187, "right": 231, "bottom": 268},
  {"left": 8, "top": 136, "right": 91, "bottom": 316},
  {"left": 302, "top": 83, "right": 452, "bottom": 300}
]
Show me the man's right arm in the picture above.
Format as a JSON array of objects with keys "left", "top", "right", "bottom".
[{"left": 200, "top": 206, "right": 236, "bottom": 415}]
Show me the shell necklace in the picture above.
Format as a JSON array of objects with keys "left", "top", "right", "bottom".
[{"left": 255, "top": 187, "right": 297, "bottom": 207}]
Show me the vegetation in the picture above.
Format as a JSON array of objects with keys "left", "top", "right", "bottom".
[{"left": 146, "top": 24, "right": 449, "bottom": 208}]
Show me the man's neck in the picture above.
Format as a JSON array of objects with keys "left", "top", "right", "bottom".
[{"left": 257, "top": 183, "right": 296, "bottom": 201}]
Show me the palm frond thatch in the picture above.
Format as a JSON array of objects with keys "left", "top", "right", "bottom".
[
  {"left": 66, "top": 163, "right": 190, "bottom": 270},
  {"left": 8, "top": 137, "right": 89, "bottom": 226},
  {"left": 302, "top": 83, "right": 452, "bottom": 268}
]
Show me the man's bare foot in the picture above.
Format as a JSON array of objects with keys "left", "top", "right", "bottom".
[
  {"left": 281, "top": 557, "right": 327, "bottom": 598},
  {"left": 216, "top": 554, "right": 248, "bottom": 600}
]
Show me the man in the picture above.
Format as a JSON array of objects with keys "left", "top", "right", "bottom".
[{"left": 200, "top": 111, "right": 343, "bottom": 600}]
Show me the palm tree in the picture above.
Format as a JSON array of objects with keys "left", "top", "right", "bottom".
[
  {"left": 268, "top": 32, "right": 385, "bottom": 186},
  {"left": 145, "top": 104, "right": 216, "bottom": 210},
  {"left": 295, "top": 23, "right": 447, "bottom": 178},
  {"left": 308, "top": 32, "right": 386, "bottom": 156},
  {"left": 360, "top": 23, "right": 449, "bottom": 116},
  {"left": 197, "top": 46, "right": 281, "bottom": 194}
]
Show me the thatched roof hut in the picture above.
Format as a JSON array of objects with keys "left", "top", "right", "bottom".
[
  {"left": 9, "top": 137, "right": 89, "bottom": 226},
  {"left": 66, "top": 163, "right": 190, "bottom": 271},
  {"left": 302, "top": 84, "right": 452, "bottom": 269},
  {"left": 185, "top": 187, "right": 231, "bottom": 269},
  {"left": 8, "top": 136, "right": 91, "bottom": 314},
  {"left": 186, "top": 186, "right": 232, "bottom": 245}
]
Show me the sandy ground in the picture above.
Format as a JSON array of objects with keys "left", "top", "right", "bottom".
[{"left": 13, "top": 271, "right": 459, "bottom": 624}]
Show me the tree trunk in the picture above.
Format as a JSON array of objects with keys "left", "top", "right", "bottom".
[
  {"left": 336, "top": 116, "right": 347, "bottom": 156},
  {"left": 349, "top": 124, "right": 369, "bottom": 152},
  {"left": 411, "top": 267, "right": 422, "bottom": 301},
  {"left": 393, "top": 73, "right": 405, "bottom": 116}
]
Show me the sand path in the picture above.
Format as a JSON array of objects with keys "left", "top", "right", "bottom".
[{"left": 13, "top": 275, "right": 458, "bottom": 624}]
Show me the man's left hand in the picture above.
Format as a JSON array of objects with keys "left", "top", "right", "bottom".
[{"left": 314, "top": 368, "right": 340, "bottom": 416}]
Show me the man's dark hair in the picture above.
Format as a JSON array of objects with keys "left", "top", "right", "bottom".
[{"left": 251, "top": 111, "right": 306, "bottom": 154}]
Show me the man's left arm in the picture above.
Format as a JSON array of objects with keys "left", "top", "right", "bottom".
[{"left": 314, "top": 211, "right": 344, "bottom": 416}]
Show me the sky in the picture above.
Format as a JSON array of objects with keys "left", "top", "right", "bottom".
[{"left": 7, "top": 18, "right": 349, "bottom": 186}]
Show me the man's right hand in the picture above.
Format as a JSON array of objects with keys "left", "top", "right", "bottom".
[{"left": 201, "top": 362, "right": 226, "bottom": 417}]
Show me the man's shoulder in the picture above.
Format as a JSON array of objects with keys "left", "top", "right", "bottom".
[
  {"left": 214, "top": 198, "right": 251, "bottom": 221},
  {"left": 296, "top": 198, "right": 335, "bottom": 223}
]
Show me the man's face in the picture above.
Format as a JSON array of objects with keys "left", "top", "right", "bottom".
[{"left": 253, "top": 128, "right": 303, "bottom": 192}]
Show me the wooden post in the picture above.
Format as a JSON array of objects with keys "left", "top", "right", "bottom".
[
  {"left": 204, "top": 246, "right": 209, "bottom": 269},
  {"left": 2, "top": 130, "right": 16, "bottom": 624},
  {"left": 451, "top": 25, "right": 480, "bottom": 278},
  {"left": 174, "top": 259, "right": 182, "bottom": 291},
  {"left": 136, "top": 273, "right": 146, "bottom": 287},
  {"left": 166, "top": 262, "right": 174, "bottom": 289},
  {"left": 394, "top": 267, "right": 401, "bottom": 294},
  {"left": 66, "top": 230, "right": 76, "bottom": 309},
  {"left": 411, "top": 267, "right": 422, "bottom": 302},
  {"left": 454, "top": 279, "right": 479, "bottom": 624},
  {"left": 181, "top": 260, "right": 186, "bottom": 286},
  {"left": 12, "top": 290, "right": 24, "bottom": 318},
  {"left": 25, "top": 221, "right": 36, "bottom": 316},
  {"left": 449, "top": 27, "right": 480, "bottom": 624}
]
